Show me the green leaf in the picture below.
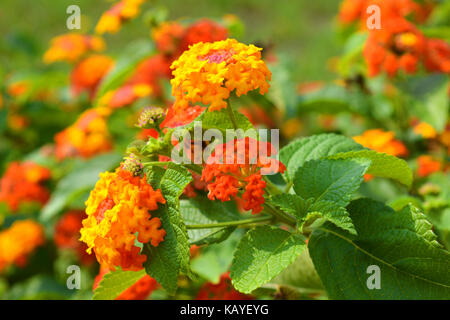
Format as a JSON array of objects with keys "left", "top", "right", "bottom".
[
  {"left": 306, "top": 200, "right": 357, "bottom": 235},
  {"left": 309, "top": 199, "right": 450, "bottom": 299},
  {"left": 329, "top": 149, "right": 413, "bottom": 188},
  {"left": 93, "top": 269, "right": 146, "bottom": 300},
  {"left": 193, "top": 108, "right": 254, "bottom": 132},
  {"left": 280, "top": 133, "right": 364, "bottom": 181},
  {"left": 230, "top": 226, "right": 306, "bottom": 294},
  {"left": 4, "top": 275, "right": 72, "bottom": 300},
  {"left": 143, "top": 163, "right": 192, "bottom": 294},
  {"left": 94, "top": 40, "right": 155, "bottom": 105},
  {"left": 271, "top": 248, "right": 324, "bottom": 295},
  {"left": 181, "top": 198, "right": 241, "bottom": 245},
  {"left": 293, "top": 158, "right": 371, "bottom": 207},
  {"left": 269, "top": 194, "right": 310, "bottom": 221},
  {"left": 191, "top": 233, "right": 240, "bottom": 283},
  {"left": 297, "top": 85, "right": 370, "bottom": 116},
  {"left": 39, "top": 153, "right": 121, "bottom": 222},
  {"left": 396, "top": 74, "right": 449, "bottom": 132},
  {"left": 269, "top": 195, "right": 356, "bottom": 235}
]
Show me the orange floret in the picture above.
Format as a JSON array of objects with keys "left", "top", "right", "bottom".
[
  {"left": 95, "top": 0, "right": 146, "bottom": 35},
  {"left": 363, "top": 18, "right": 426, "bottom": 77},
  {"left": 54, "top": 108, "right": 113, "bottom": 160},
  {"left": 180, "top": 19, "right": 228, "bottom": 52},
  {"left": 353, "top": 129, "right": 408, "bottom": 157},
  {"left": 424, "top": 39, "right": 450, "bottom": 74},
  {"left": 80, "top": 166, "right": 166, "bottom": 271},
  {"left": 43, "top": 33, "right": 105, "bottom": 64},
  {"left": 171, "top": 39, "right": 271, "bottom": 112},
  {"left": 70, "top": 55, "right": 114, "bottom": 98},
  {"left": 339, "top": 0, "right": 434, "bottom": 26},
  {"left": 202, "top": 137, "right": 285, "bottom": 214},
  {"left": 0, "top": 162, "right": 51, "bottom": 212},
  {"left": 151, "top": 21, "right": 185, "bottom": 55},
  {"left": 417, "top": 155, "right": 441, "bottom": 177},
  {"left": 0, "top": 220, "right": 45, "bottom": 272},
  {"left": 413, "top": 122, "right": 437, "bottom": 139}
]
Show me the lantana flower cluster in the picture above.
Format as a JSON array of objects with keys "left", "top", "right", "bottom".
[
  {"left": 79, "top": 165, "right": 166, "bottom": 271},
  {"left": 171, "top": 39, "right": 272, "bottom": 112},
  {"left": 201, "top": 137, "right": 285, "bottom": 214}
]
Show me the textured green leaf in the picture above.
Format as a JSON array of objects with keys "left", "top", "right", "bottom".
[
  {"left": 306, "top": 200, "right": 356, "bottom": 235},
  {"left": 143, "top": 163, "right": 192, "bottom": 294},
  {"left": 230, "top": 226, "right": 306, "bottom": 294},
  {"left": 272, "top": 248, "right": 324, "bottom": 294},
  {"left": 309, "top": 199, "right": 450, "bottom": 299},
  {"left": 39, "top": 153, "right": 121, "bottom": 222},
  {"left": 280, "top": 134, "right": 364, "bottom": 181},
  {"left": 93, "top": 269, "right": 146, "bottom": 300},
  {"left": 181, "top": 198, "right": 240, "bottom": 245},
  {"left": 269, "top": 194, "right": 356, "bottom": 234},
  {"left": 329, "top": 149, "right": 413, "bottom": 188},
  {"left": 293, "top": 158, "right": 371, "bottom": 207},
  {"left": 194, "top": 108, "right": 254, "bottom": 132},
  {"left": 269, "top": 194, "right": 311, "bottom": 221}
]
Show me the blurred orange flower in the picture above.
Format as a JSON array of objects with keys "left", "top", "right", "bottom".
[
  {"left": 417, "top": 155, "right": 441, "bottom": 177},
  {"left": 70, "top": 55, "right": 114, "bottom": 98},
  {"left": 0, "top": 162, "right": 51, "bottom": 212},
  {"left": 353, "top": 129, "right": 408, "bottom": 157},
  {"left": 95, "top": 0, "right": 146, "bottom": 35},
  {"left": 54, "top": 210, "right": 96, "bottom": 266},
  {"left": 54, "top": 108, "right": 113, "bottom": 160},
  {"left": 196, "top": 272, "right": 253, "bottom": 300},
  {"left": 0, "top": 220, "right": 45, "bottom": 272},
  {"left": 43, "top": 33, "right": 105, "bottom": 64}
]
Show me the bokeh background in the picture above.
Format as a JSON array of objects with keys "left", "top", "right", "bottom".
[{"left": 0, "top": 0, "right": 340, "bottom": 82}]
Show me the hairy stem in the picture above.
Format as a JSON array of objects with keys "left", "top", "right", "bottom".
[{"left": 185, "top": 215, "right": 274, "bottom": 229}]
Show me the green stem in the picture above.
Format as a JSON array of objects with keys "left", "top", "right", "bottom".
[
  {"left": 142, "top": 161, "right": 169, "bottom": 167},
  {"left": 263, "top": 203, "right": 297, "bottom": 227},
  {"left": 186, "top": 215, "right": 273, "bottom": 229},
  {"left": 226, "top": 100, "right": 239, "bottom": 130},
  {"left": 263, "top": 176, "right": 282, "bottom": 195},
  {"left": 283, "top": 181, "right": 293, "bottom": 193}
]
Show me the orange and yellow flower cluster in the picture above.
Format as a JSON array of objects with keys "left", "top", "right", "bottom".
[
  {"left": 80, "top": 166, "right": 166, "bottom": 271},
  {"left": 0, "top": 162, "right": 51, "bottom": 212},
  {"left": 95, "top": 0, "right": 146, "bottom": 35},
  {"left": 0, "top": 220, "right": 45, "bottom": 272},
  {"left": 43, "top": 33, "right": 105, "bottom": 64},
  {"left": 339, "top": 0, "right": 450, "bottom": 77},
  {"left": 54, "top": 108, "right": 113, "bottom": 160},
  {"left": 202, "top": 137, "right": 285, "bottom": 214},
  {"left": 171, "top": 39, "right": 272, "bottom": 112}
]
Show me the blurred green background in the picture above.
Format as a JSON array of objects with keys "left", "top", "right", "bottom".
[{"left": 0, "top": 0, "right": 341, "bottom": 82}]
